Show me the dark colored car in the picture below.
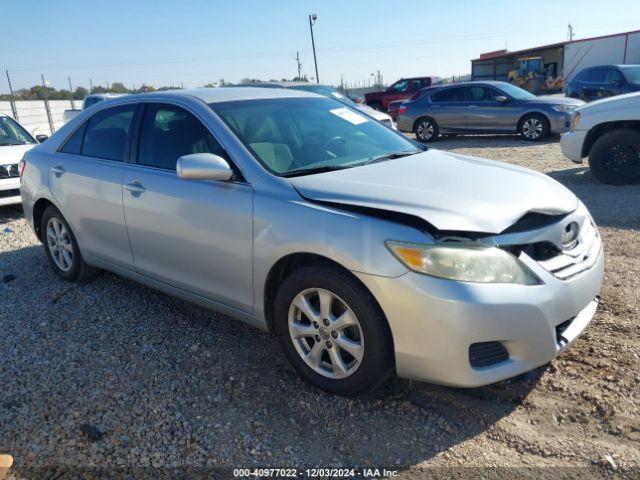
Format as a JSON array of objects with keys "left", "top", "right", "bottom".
[
  {"left": 566, "top": 65, "right": 640, "bottom": 101},
  {"left": 364, "top": 76, "right": 441, "bottom": 112},
  {"left": 397, "top": 81, "right": 584, "bottom": 142}
]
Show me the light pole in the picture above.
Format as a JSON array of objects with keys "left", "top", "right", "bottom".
[{"left": 308, "top": 14, "right": 320, "bottom": 84}]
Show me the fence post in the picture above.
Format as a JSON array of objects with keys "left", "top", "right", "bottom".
[
  {"left": 5, "top": 70, "right": 19, "bottom": 121},
  {"left": 68, "top": 76, "right": 76, "bottom": 110},
  {"left": 41, "top": 73, "right": 55, "bottom": 134}
]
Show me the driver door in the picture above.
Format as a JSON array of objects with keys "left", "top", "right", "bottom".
[{"left": 122, "top": 102, "right": 254, "bottom": 313}]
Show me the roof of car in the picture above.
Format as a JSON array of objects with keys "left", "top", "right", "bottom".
[{"left": 159, "top": 87, "right": 319, "bottom": 103}]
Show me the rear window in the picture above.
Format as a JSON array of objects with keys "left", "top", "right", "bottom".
[
  {"left": 587, "top": 68, "right": 608, "bottom": 82},
  {"left": 430, "top": 87, "right": 465, "bottom": 102},
  {"left": 81, "top": 105, "right": 136, "bottom": 161}
]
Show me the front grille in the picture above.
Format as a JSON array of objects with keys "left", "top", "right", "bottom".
[
  {"left": 469, "top": 341, "right": 509, "bottom": 368},
  {"left": 0, "top": 164, "right": 19, "bottom": 179},
  {"left": 0, "top": 188, "right": 20, "bottom": 199},
  {"left": 536, "top": 220, "right": 601, "bottom": 280}
]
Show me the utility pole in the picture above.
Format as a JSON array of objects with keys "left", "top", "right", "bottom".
[
  {"left": 89, "top": 78, "right": 93, "bottom": 93},
  {"left": 41, "top": 73, "right": 55, "bottom": 134},
  {"left": 308, "top": 14, "right": 320, "bottom": 84},
  {"left": 568, "top": 23, "right": 574, "bottom": 42},
  {"left": 68, "top": 76, "right": 76, "bottom": 109},
  {"left": 295, "top": 51, "right": 302, "bottom": 81},
  {"left": 5, "top": 70, "right": 19, "bottom": 121}
]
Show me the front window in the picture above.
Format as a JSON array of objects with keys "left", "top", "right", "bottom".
[
  {"left": 622, "top": 66, "right": 640, "bottom": 84},
  {"left": 0, "top": 116, "right": 36, "bottom": 146},
  {"left": 210, "top": 98, "right": 420, "bottom": 176},
  {"left": 494, "top": 83, "right": 536, "bottom": 100},
  {"left": 389, "top": 80, "right": 409, "bottom": 93}
]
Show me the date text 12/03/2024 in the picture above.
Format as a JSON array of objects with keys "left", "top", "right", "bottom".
[{"left": 233, "top": 468, "right": 399, "bottom": 478}]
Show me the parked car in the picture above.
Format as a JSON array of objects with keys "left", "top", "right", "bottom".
[
  {"left": 397, "top": 81, "right": 584, "bottom": 142},
  {"left": 0, "top": 114, "right": 46, "bottom": 206},
  {"left": 21, "top": 88, "right": 603, "bottom": 396},
  {"left": 387, "top": 87, "right": 437, "bottom": 121},
  {"left": 364, "top": 76, "right": 441, "bottom": 112},
  {"left": 63, "top": 93, "right": 126, "bottom": 123},
  {"left": 566, "top": 65, "right": 640, "bottom": 102},
  {"left": 561, "top": 91, "right": 640, "bottom": 185},
  {"left": 284, "top": 84, "right": 395, "bottom": 129}
]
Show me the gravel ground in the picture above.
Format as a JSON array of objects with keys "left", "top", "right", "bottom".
[{"left": 1, "top": 136, "right": 638, "bottom": 479}]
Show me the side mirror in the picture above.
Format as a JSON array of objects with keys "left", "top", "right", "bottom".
[
  {"left": 495, "top": 95, "right": 508, "bottom": 103},
  {"left": 176, "top": 153, "right": 233, "bottom": 181},
  {"left": 35, "top": 134, "right": 49, "bottom": 143}
]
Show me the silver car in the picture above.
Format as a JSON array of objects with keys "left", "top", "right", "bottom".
[
  {"left": 20, "top": 88, "right": 603, "bottom": 396},
  {"left": 397, "top": 81, "right": 584, "bottom": 142}
]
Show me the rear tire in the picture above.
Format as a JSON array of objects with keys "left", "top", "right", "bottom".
[
  {"left": 588, "top": 129, "right": 640, "bottom": 185},
  {"left": 413, "top": 117, "right": 439, "bottom": 143},
  {"left": 273, "top": 265, "right": 394, "bottom": 396},
  {"left": 41, "top": 205, "right": 98, "bottom": 283},
  {"left": 519, "top": 113, "right": 549, "bottom": 141},
  {"left": 368, "top": 101, "right": 384, "bottom": 112}
]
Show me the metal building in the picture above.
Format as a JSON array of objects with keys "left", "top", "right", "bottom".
[{"left": 471, "top": 29, "right": 640, "bottom": 83}]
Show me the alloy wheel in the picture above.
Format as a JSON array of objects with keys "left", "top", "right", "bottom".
[
  {"left": 46, "top": 217, "right": 73, "bottom": 272},
  {"left": 288, "top": 288, "right": 364, "bottom": 379},
  {"left": 416, "top": 121, "right": 434, "bottom": 141},
  {"left": 522, "top": 118, "right": 543, "bottom": 139}
]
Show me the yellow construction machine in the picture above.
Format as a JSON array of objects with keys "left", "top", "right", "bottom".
[{"left": 508, "top": 57, "right": 564, "bottom": 95}]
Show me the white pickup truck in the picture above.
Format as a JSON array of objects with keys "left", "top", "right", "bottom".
[
  {"left": 561, "top": 92, "right": 640, "bottom": 185},
  {"left": 63, "top": 93, "right": 125, "bottom": 123}
]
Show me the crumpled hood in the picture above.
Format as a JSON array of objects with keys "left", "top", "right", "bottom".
[
  {"left": 288, "top": 149, "right": 578, "bottom": 234},
  {"left": 0, "top": 144, "right": 35, "bottom": 165}
]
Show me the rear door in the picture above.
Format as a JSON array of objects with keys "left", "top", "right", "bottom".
[
  {"left": 428, "top": 87, "right": 467, "bottom": 132},
  {"left": 121, "top": 102, "right": 254, "bottom": 312},
  {"left": 49, "top": 104, "right": 137, "bottom": 268},
  {"left": 603, "top": 68, "right": 625, "bottom": 97}
]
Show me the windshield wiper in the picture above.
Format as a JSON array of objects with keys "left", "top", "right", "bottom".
[
  {"left": 281, "top": 165, "right": 353, "bottom": 178},
  {"left": 363, "top": 150, "right": 421, "bottom": 166}
]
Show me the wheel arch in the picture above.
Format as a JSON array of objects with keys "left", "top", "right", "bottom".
[
  {"left": 582, "top": 121, "right": 640, "bottom": 158},
  {"left": 412, "top": 115, "right": 438, "bottom": 133},
  {"left": 517, "top": 111, "right": 550, "bottom": 132},
  {"left": 262, "top": 252, "right": 391, "bottom": 341},
  {"left": 32, "top": 197, "right": 56, "bottom": 242}
]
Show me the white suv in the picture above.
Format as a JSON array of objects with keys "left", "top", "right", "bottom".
[
  {"left": 0, "top": 114, "right": 41, "bottom": 206},
  {"left": 561, "top": 92, "right": 640, "bottom": 185}
]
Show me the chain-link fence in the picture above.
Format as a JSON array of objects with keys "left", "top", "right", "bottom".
[{"left": 0, "top": 99, "right": 76, "bottom": 136}]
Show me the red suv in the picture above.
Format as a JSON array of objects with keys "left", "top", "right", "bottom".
[{"left": 365, "top": 76, "right": 440, "bottom": 112}]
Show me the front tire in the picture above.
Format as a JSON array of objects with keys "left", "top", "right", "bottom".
[
  {"left": 41, "top": 205, "right": 98, "bottom": 283},
  {"left": 588, "top": 129, "right": 640, "bottom": 185},
  {"left": 273, "top": 265, "right": 394, "bottom": 396},
  {"left": 413, "top": 117, "right": 439, "bottom": 143},
  {"left": 519, "top": 113, "right": 549, "bottom": 141}
]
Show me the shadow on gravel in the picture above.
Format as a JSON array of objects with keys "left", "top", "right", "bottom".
[{"left": 547, "top": 167, "right": 640, "bottom": 231}]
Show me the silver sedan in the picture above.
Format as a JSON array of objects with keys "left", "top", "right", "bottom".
[{"left": 20, "top": 88, "right": 603, "bottom": 395}]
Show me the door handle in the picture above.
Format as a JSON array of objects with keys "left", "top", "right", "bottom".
[
  {"left": 468, "top": 105, "right": 478, "bottom": 109},
  {"left": 124, "top": 181, "right": 146, "bottom": 194},
  {"left": 51, "top": 164, "right": 65, "bottom": 175}
]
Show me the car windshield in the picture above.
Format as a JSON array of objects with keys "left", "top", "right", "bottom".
[
  {"left": 287, "top": 85, "right": 357, "bottom": 106},
  {"left": 495, "top": 83, "right": 537, "bottom": 100},
  {"left": 0, "top": 116, "right": 36, "bottom": 146},
  {"left": 210, "top": 97, "right": 420, "bottom": 176},
  {"left": 621, "top": 66, "right": 640, "bottom": 83}
]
